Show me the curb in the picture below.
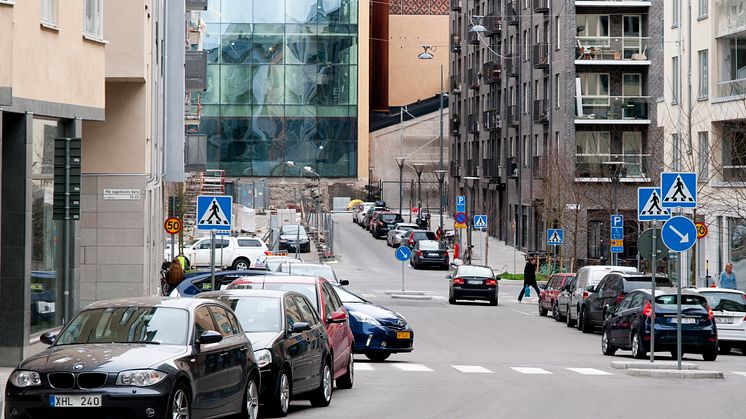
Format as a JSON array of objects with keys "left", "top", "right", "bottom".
[
  {"left": 626, "top": 368, "right": 724, "bottom": 379},
  {"left": 383, "top": 290, "right": 429, "bottom": 295},
  {"left": 611, "top": 361, "right": 698, "bottom": 370},
  {"left": 390, "top": 294, "right": 433, "bottom": 301}
]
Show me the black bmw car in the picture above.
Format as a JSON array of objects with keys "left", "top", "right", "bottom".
[
  {"left": 447, "top": 265, "right": 500, "bottom": 306},
  {"left": 198, "top": 290, "right": 334, "bottom": 417},
  {"left": 5, "top": 297, "right": 260, "bottom": 419}
]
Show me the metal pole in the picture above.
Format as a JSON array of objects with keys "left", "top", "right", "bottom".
[
  {"left": 401, "top": 260, "right": 405, "bottom": 292},
  {"left": 677, "top": 248, "right": 684, "bottom": 369},
  {"left": 171, "top": 234, "right": 176, "bottom": 261},
  {"left": 399, "top": 162, "right": 404, "bottom": 215},
  {"left": 439, "top": 64, "right": 445, "bottom": 243},
  {"left": 650, "top": 222, "right": 657, "bottom": 362},
  {"left": 63, "top": 138, "right": 71, "bottom": 323},
  {"left": 296, "top": 221, "right": 300, "bottom": 259},
  {"left": 210, "top": 230, "right": 216, "bottom": 291},
  {"left": 220, "top": 234, "right": 224, "bottom": 270}
]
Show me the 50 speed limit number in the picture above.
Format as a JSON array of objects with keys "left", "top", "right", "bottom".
[{"left": 164, "top": 217, "right": 182, "bottom": 235}]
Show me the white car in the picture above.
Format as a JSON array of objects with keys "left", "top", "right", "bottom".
[
  {"left": 695, "top": 287, "right": 746, "bottom": 353},
  {"left": 386, "top": 222, "right": 419, "bottom": 247},
  {"left": 177, "top": 236, "right": 268, "bottom": 270},
  {"left": 253, "top": 255, "right": 304, "bottom": 271}
]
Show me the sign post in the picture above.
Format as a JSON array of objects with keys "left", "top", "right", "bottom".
[
  {"left": 610, "top": 215, "right": 624, "bottom": 265},
  {"left": 395, "top": 246, "right": 412, "bottom": 291},
  {"left": 197, "top": 195, "right": 233, "bottom": 288},
  {"left": 474, "top": 215, "right": 487, "bottom": 262}
]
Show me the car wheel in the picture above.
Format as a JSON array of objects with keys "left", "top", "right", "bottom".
[
  {"left": 489, "top": 298, "right": 498, "bottom": 306},
  {"left": 719, "top": 343, "right": 732, "bottom": 355},
  {"left": 309, "top": 359, "right": 333, "bottom": 407},
  {"left": 566, "top": 307, "right": 576, "bottom": 327},
  {"left": 232, "top": 258, "right": 250, "bottom": 270},
  {"left": 552, "top": 302, "right": 562, "bottom": 322},
  {"left": 169, "top": 383, "right": 191, "bottom": 419},
  {"left": 269, "top": 369, "right": 291, "bottom": 417},
  {"left": 703, "top": 348, "right": 718, "bottom": 361},
  {"left": 336, "top": 355, "right": 354, "bottom": 389},
  {"left": 448, "top": 297, "right": 456, "bottom": 304},
  {"left": 631, "top": 331, "right": 647, "bottom": 359},
  {"left": 365, "top": 352, "right": 391, "bottom": 362},
  {"left": 241, "top": 375, "right": 260, "bottom": 419},
  {"left": 580, "top": 307, "right": 592, "bottom": 333},
  {"left": 539, "top": 302, "right": 548, "bottom": 317},
  {"left": 601, "top": 329, "right": 617, "bottom": 356}
]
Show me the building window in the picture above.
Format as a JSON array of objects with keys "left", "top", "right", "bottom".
[
  {"left": 673, "top": 0, "right": 680, "bottom": 27},
  {"left": 84, "top": 0, "right": 103, "bottom": 38},
  {"left": 622, "top": 132, "right": 646, "bottom": 178},
  {"left": 555, "top": 16, "right": 561, "bottom": 50},
  {"left": 698, "top": 131, "right": 709, "bottom": 179},
  {"left": 578, "top": 73, "right": 610, "bottom": 105},
  {"left": 716, "top": 31, "right": 746, "bottom": 97},
  {"left": 699, "top": 0, "right": 708, "bottom": 19},
  {"left": 523, "top": 30, "right": 529, "bottom": 61},
  {"left": 40, "top": 0, "right": 57, "bottom": 26},
  {"left": 555, "top": 73, "right": 560, "bottom": 108},
  {"left": 722, "top": 123, "right": 746, "bottom": 182},
  {"left": 698, "top": 50, "right": 709, "bottom": 99},
  {"left": 672, "top": 56, "right": 680, "bottom": 103},
  {"left": 575, "top": 131, "right": 611, "bottom": 178},
  {"left": 622, "top": 73, "right": 642, "bottom": 96},
  {"left": 587, "top": 220, "right": 603, "bottom": 260},
  {"left": 672, "top": 133, "right": 681, "bottom": 171},
  {"left": 523, "top": 135, "right": 529, "bottom": 167}
]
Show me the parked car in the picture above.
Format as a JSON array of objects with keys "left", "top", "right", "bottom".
[
  {"left": 177, "top": 236, "right": 268, "bottom": 270},
  {"left": 354, "top": 204, "right": 376, "bottom": 225},
  {"left": 386, "top": 222, "right": 419, "bottom": 247},
  {"left": 275, "top": 262, "right": 348, "bottom": 285},
  {"left": 447, "top": 265, "right": 499, "bottom": 305},
  {"left": 695, "top": 287, "right": 746, "bottom": 353},
  {"left": 352, "top": 202, "right": 374, "bottom": 223},
  {"left": 567, "top": 265, "right": 638, "bottom": 330},
  {"left": 227, "top": 276, "right": 355, "bottom": 386},
  {"left": 370, "top": 212, "right": 404, "bottom": 239},
  {"left": 199, "top": 290, "right": 335, "bottom": 416},
  {"left": 401, "top": 229, "right": 437, "bottom": 249},
  {"left": 364, "top": 210, "right": 387, "bottom": 232},
  {"left": 278, "top": 224, "right": 311, "bottom": 253},
  {"left": 331, "top": 284, "right": 414, "bottom": 362},
  {"left": 583, "top": 272, "right": 672, "bottom": 332},
  {"left": 538, "top": 273, "right": 575, "bottom": 319},
  {"left": 601, "top": 289, "right": 718, "bottom": 361},
  {"left": 558, "top": 276, "right": 578, "bottom": 326},
  {"left": 360, "top": 206, "right": 386, "bottom": 229},
  {"left": 5, "top": 297, "right": 261, "bottom": 419},
  {"left": 170, "top": 269, "right": 282, "bottom": 297},
  {"left": 253, "top": 255, "right": 303, "bottom": 271},
  {"left": 410, "top": 240, "right": 449, "bottom": 270}
]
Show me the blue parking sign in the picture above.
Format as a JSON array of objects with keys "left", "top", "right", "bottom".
[{"left": 456, "top": 195, "right": 466, "bottom": 213}]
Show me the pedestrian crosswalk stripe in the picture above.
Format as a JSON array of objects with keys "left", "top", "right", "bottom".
[
  {"left": 355, "top": 363, "right": 375, "bottom": 371},
  {"left": 393, "top": 363, "right": 434, "bottom": 372},
  {"left": 511, "top": 367, "right": 552, "bottom": 375},
  {"left": 451, "top": 365, "right": 494, "bottom": 374},
  {"left": 566, "top": 368, "right": 612, "bottom": 376},
  {"left": 733, "top": 372, "right": 746, "bottom": 377}
]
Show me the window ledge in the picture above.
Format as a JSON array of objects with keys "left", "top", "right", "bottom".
[
  {"left": 712, "top": 94, "right": 746, "bottom": 104},
  {"left": 697, "top": 15, "right": 708, "bottom": 21},
  {"left": 711, "top": 181, "right": 746, "bottom": 188},
  {"left": 82, "top": 33, "right": 108, "bottom": 45},
  {"left": 40, "top": 21, "right": 59, "bottom": 32},
  {"left": 697, "top": 96, "right": 709, "bottom": 102}
]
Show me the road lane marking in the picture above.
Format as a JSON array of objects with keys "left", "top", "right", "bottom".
[
  {"left": 733, "top": 372, "right": 746, "bottom": 377},
  {"left": 566, "top": 368, "right": 613, "bottom": 376},
  {"left": 393, "top": 363, "right": 434, "bottom": 372},
  {"left": 510, "top": 309, "right": 536, "bottom": 316},
  {"left": 361, "top": 294, "right": 377, "bottom": 299},
  {"left": 355, "top": 363, "right": 375, "bottom": 371},
  {"left": 511, "top": 367, "right": 552, "bottom": 375},
  {"left": 451, "top": 365, "right": 494, "bottom": 374}
]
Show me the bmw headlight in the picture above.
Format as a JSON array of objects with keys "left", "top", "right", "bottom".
[
  {"left": 9, "top": 371, "right": 41, "bottom": 388},
  {"left": 254, "top": 349, "right": 272, "bottom": 368},
  {"left": 116, "top": 369, "right": 167, "bottom": 387},
  {"left": 349, "top": 311, "right": 382, "bottom": 327}
]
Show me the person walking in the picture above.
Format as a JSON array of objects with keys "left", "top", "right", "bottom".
[
  {"left": 163, "top": 258, "right": 184, "bottom": 296},
  {"left": 518, "top": 255, "right": 541, "bottom": 303},
  {"left": 719, "top": 263, "right": 737, "bottom": 289}
]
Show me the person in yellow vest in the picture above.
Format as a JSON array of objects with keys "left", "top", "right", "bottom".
[{"left": 176, "top": 253, "right": 191, "bottom": 272}]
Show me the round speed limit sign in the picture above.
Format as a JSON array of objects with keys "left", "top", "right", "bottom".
[
  {"left": 695, "top": 221, "right": 708, "bottom": 240},
  {"left": 164, "top": 217, "right": 182, "bottom": 235}
]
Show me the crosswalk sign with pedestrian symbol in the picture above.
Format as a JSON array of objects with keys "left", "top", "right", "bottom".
[
  {"left": 661, "top": 172, "right": 697, "bottom": 209},
  {"left": 547, "top": 229, "right": 564, "bottom": 246},
  {"left": 637, "top": 187, "right": 671, "bottom": 222},
  {"left": 474, "top": 215, "right": 487, "bottom": 230},
  {"left": 197, "top": 195, "right": 232, "bottom": 231}
]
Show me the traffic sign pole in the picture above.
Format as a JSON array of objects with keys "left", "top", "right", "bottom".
[{"left": 650, "top": 222, "right": 657, "bottom": 363}]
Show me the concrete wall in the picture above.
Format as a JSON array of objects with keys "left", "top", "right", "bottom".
[
  {"left": 0, "top": 4, "right": 12, "bottom": 104},
  {"left": 104, "top": 0, "right": 147, "bottom": 81},
  {"left": 358, "top": 0, "right": 371, "bottom": 185},
  {"left": 389, "top": 14, "right": 450, "bottom": 106}
]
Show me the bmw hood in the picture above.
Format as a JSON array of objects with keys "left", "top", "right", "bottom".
[
  {"left": 344, "top": 302, "right": 406, "bottom": 327},
  {"left": 247, "top": 331, "right": 283, "bottom": 350},
  {"left": 18, "top": 344, "right": 189, "bottom": 373}
]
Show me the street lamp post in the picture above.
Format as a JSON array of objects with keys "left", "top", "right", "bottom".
[
  {"left": 413, "top": 162, "right": 425, "bottom": 210},
  {"left": 395, "top": 157, "right": 406, "bottom": 215},
  {"left": 464, "top": 176, "right": 480, "bottom": 264},
  {"left": 434, "top": 169, "right": 447, "bottom": 242}
]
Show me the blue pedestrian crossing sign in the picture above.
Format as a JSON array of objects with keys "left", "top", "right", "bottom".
[
  {"left": 637, "top": 187, "right": 670, "bottom": 221},
  {"left": 661, "top": 172, "right": 697, "bottom": 209},
  {"left": 395, "top": 246, "right": 412, "bottom": 262},
  {"left": 474, "top": 215, "right": 487, "bottom": 230},
  {"left": 197, "top": 195, "right": 232, "bottom": 231},
  {"left": 661, "top": 216, "right": 697, "bottom": 252},
  {"left": 456, "top": 195, "right": 466, "bottom": 213},
  {"left": 547, "top": 229, "right": 564, "bottom": 246}
]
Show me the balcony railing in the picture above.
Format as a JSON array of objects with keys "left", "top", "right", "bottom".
[
  {"left": 506, "top": 2, "right": 519, "bottom": 26},
  {"left": 468, "top": 69, "right": 480, "bottom": 89},
  {"left": 533, "top": 0, "right": 549, "bottom": 13},
  {"left": 451, "top": 0, "right": 462, "bottom": 11},
  {"left": 575, "top": 154, "right": 651, "bottom": 179},
  {"left": 506, "top": 105, "right": 519, "bottom": 127},
  {"left": 717, "top": 79, "right": 746, "bottom": 98},
  {"left": 467, "top": 114, "right": 480, "bottom": 134},
  {"left": 484, "top": 14, "right": 502, "bottom": 36},
  {"left": 533, "top": 43, "right": 549, "bottom": 69},
  {"left": 483, "top": 158, "right": 500, "bottom": 178},
  {"left": 723, "top": 166, "right": 746, "bottom": 182},
  {"left": 576, "top": 37, "right": 652, "bottom": 62},
  {"left": 450, "top": 115, "right": 461, "bottom": 135},
  {"left": 576, "top": 0, "right": 651, "bottom": 4},
  {"left": 483, "top": 109, "right": 501, "bottom": 131},
  {"left": 505, "top": 54, "right": 519, "bottom": 78},
  {"left": 532, "top": 156, "right": 547, "bottom": 179},
  {"left": 468, "top": 31, "right": 480, "bottom": 45},
  {"left": 483, "top": 61, "right": 502, "bottom": 84},
  {"left": 451, "top": 74, "right": 462, "bottom": 95},
  {"left": 533, "top": 99, "right": 549, "bottom": 124},
  {"left": 451, "top": 34, "right": 461, "bottom": 53},
  {"left": 575, "top": 96, "right": 651, "bottom": 122}
]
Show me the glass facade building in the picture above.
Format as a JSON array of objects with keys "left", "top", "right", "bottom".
[{"left": 199, "top": 0, "right": 359, "bottom": 177}]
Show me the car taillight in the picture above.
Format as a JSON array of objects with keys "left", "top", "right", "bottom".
[
  {"left": 615, "top": 294, "right": 625, "bottom": 304},
  {"left": 453, "top": 278, "right": 464, "bottom": 285},
  {"left": 643, "top": 301, "right": 652, "bottom": 317},
  {"left": 708, "top": 307, "right": 715, "bottom": 320},
  {"left": 582, "top": 291, "right": 589, "bottom": 299},
  {"left": 486, "top": 279, "right": 497, "bottom": 286},
  {"left": 409, "top": 237, "right": 415, "bottom": 245},
  {"left": 378, "top": 221, "right": 383, "bottom": 225},
  {"left": 417, "top": 250, "right": 422, "bottom": 257}
]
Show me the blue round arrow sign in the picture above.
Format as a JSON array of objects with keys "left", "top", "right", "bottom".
[
  {"left": 395, "top": 246, "right": 412, "bottom": 262},
  {"left": 661, "top": 216, "right": 697, "bottom": 253}
]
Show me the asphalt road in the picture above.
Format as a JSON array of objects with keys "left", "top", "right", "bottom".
[{"left": 283, "top": 214, "right": 746, "bottom": 419}]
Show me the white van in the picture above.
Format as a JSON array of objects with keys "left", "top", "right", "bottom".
[{"left": 567, "top": 265, "right": 638, "bottom": 330}]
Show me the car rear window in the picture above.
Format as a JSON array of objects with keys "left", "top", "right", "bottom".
[
  {"left": 414, "top": 231, "right": 436, "bottom": 240},
  {"left": 381, "top": 214, "right": 403, "bottom": 222},
  {"left": 700, "top": 292, "right": 746, "bottom": 312},
  {"left": 419, "top": 241, "right": 443, "bottom": 251},
  {"left": 238, "top": 239, "right": 262, "bottom": 247},
  {"left": 655, "top": 294, "right": 708, "bottom": 308},
  {"left": 624, "top": 277, "right": 673, "bottom": 290},
  {"left": 457, "top": 266, "right": 494, "bottom": 278}
]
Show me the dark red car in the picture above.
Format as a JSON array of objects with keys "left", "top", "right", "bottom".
[
  {"left": 228, "top": 275, "right": 356, "bottom": 389},
  {"left": 539, "top": 273, "right": 575, "bottom": 321}
]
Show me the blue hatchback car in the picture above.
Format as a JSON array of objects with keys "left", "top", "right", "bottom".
[
  {"left": 171, "top": 269, "right": 280, "bottom": 297},
  {"left": 330, "top": 284, "right": 414, "bottom": 361}
]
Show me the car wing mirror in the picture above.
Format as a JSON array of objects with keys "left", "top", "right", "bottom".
[
  {"left": 339, "top": 279, "right": 350, "bottom": 286},
  {"left": 327, "top": 311, "right": 348, "bottom": 324},
  {"left": 40, "top": 331, "right": 57, "bottom": 345},
  {"left": 290, "top": 322, "right": 311, "bottom": 333},
  {"left": 540, "top": 284, "right": 548, "bottom": 290},
  {"left": 198, "top": 330, "right": 223, "bottom": 345},
  {"left": 586, "top": 285, "right": 596, "bottom": 293}
]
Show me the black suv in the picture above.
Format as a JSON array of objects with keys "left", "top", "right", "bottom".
[
  {"left": 582, "top": 271, "right": 672, "bottom": 332},
  {"left": 370, "top": 212, "right": 404, "bottom": 238}
]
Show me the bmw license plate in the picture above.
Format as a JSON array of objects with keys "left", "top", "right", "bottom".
[
  {"left": 396, "top": 331, "right": 411, "bottom": 339},
  {"left": 716, "top": 317, "right": 734, "bottom": 324},
  {"left": 50, "top": 395, "right": 102, "bottom": 408},
  {"left": 427, "top": 253, "right": 438, "bottom": 257},
  {"left": 468, "top": 280, "right": 482, "bottom": 285},
  {"left": 670, "top": 317, "right": 696, "bottom": 324}
]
